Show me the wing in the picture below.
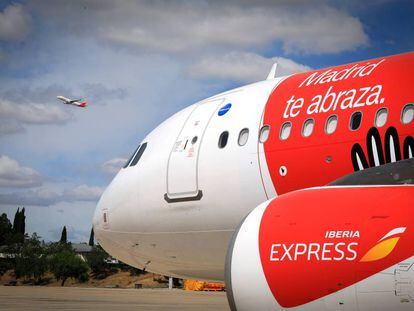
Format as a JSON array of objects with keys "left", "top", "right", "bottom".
[
  {"left": 329, "top": 158, "right": 414, "bottom": 186},
  {"left": 69, "top": 98, "right": 82, "bottom": 103}
]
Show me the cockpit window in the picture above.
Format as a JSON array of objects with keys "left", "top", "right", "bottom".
[
  {"left": 123, "top": 144, "right": 140, "bottom": 168},
  {"left": 130, "top": 142, "right": 147, "bottom": 166}
]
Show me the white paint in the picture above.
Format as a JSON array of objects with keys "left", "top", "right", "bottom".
[
  {"left": 356, "top": 153, "right": 364, "bottom": 171},
  {"left": 371, "top": 135, "right": 380, "bottom": 166},
  {"left": 390, "top": 135, "right": 396, "bottom": 162},
  {"left": 379, "top": 227, "right": 406, "bottom": 242}
]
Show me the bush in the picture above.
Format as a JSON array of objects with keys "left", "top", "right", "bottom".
[
  {"left": 14, "top": 233, "right": 48, "bottom": 283},
  {"left": 0, "top": 260, "right": 13, "bottom": 276}
]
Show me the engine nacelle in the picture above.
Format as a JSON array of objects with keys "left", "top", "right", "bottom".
[{"left": 226, "top": 185, "right": 414, "bottom": 311}]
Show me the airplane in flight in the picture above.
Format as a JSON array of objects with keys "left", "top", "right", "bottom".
[
  {"left": 93, "top": 52, "right": 414, "bottom": 310},
  {"left": 56, "top": 95, "right": 87, "bottom": 108}
]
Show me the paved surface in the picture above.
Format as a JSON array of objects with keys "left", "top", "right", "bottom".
[{"left": 0, "top": 286, "right": 230, "bottom": 310}]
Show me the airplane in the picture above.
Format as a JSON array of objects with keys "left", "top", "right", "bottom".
[
  {"left": 93, "top": 52, "right": 414, "bottom": 310},
  {"left": 56, "top": 95, "right": 87, "bottom": 108}
]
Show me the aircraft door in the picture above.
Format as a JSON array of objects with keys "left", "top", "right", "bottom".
[{"left": 165, "top": 99, "right": 224, "bottom": 202}]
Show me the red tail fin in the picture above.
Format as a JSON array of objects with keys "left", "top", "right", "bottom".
[{"left": 79, "top": 102, "right": 87, "bottom": 107}]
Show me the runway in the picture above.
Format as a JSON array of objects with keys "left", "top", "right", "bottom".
[{"left": 0, "top": 286, "right": 230, "bottom": 311}]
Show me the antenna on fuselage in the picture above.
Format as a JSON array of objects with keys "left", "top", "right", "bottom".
[{"left": 266, "top": 62, "right": 278, "bottom": 80}]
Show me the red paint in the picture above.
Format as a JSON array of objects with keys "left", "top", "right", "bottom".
[
  {"left": 258, "top": 186, "right": 414, "bottom": 308},
  {"left": 263, "top": 52, "right": 414, "bottom": 195}
]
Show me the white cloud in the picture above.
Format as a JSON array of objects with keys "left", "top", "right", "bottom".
[
  {"left": 0, "top": 188, "right": 57, "bottom": 206},
  {"left": 0, "top": 184, "right": 104, "bottom": 206},
  {"left": 0, "top": 155, "right": 42, "bottom": 188},
  {"left": 0, "top": 99, "right": 73, "bottom": 125},
  {"left": 30, "top": 1, "right": 368, "bottom": 55},
  {"left": 101, "top": 157, "right": 127, "bottom": 175},
  {"left": 102, "top": 3, "right": 367, "bottom": 54},
  {"left": 63, "top": 184, "right": 104, "bottom": 202},
  {"left": 0, "top": 4, "right": 32, "bottom": 42},
  {"left": 80, "top": 83, "right": 127, "bottom": 105},
  {"left": 190, "top": 51, "right": 311, "bottom": 83},
  {"left": 0, "top": 98, "right": 73, "bottom": 135}
]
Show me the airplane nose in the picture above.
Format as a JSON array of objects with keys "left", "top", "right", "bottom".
[
  {"left": 92, "top": 172, "right": 130, "bottom": 239},
  {"left": 92, "top": 195, "right": 104, "bottom": 231}
]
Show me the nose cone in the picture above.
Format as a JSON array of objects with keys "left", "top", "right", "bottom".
[
  {"left": 92, "top": 171, "right": 131, "bottom": 238},
  {"left": 92, "top": 170, "right": 151, "bottom": 270},
  {"left": 92, "top": 193, "right": 105, "bottom": 231}
]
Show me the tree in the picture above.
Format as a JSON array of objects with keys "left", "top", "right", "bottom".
[
  {"left": 86, "top": 245, "right": 111, "bottom": 278},
  {"left": 88, "top": 228, "right": 94, "bottom": 246},
  {"left": 49, "top": 251, "right": 89, "bottom": 286},
  {"left": 12, "top": 208, "right": 20, "bottom": 234},
  {"left": 14, "top": 233, "right": 48, "bottom": 283},
  {"left": 11, "top": 208, "right": 25, "bottom": 244},
  {"left": 46, "top": 241, "right": 73, "bottom": 255},
  {"left": 20, "top": 208, "right": 26, "bottom": 236},
  {"left": 60, "top": 226, "right": 67, "bottom": 244},
  {"left": 0, "top": 213, "right": 12, "bottom": 245}
]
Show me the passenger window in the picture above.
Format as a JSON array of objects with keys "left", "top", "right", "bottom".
[
  {"left": 325, "top": 115, "right": 338, "bottom": 135},
  {"left": 259, "top": 125, "right": 270, "bottom": 143},
  {"left": 130, "top": 142, "right": 147, "bottom": 166},
  {"left": 191, "top": 136, "right": 198, "bottom": 144},
  {"left": 350, "top": 111, "right": 362, "bottom": 131},
  {"left": 123, "top": 144, "right": 140, "bottom": 168},
  {"left": 302, "top": 119, "right": 314, "bottom": 137},
  {"left": 402, "top": 104, "right": 414, "bottom": 124},
  {"left": 218, "top": 131, "right": 229, "bottom": 148},
  {"left": 375, "top": 108, "right": 388, "bottom": 127},
  {"left": 279, "top": 122, "right": 291, "bottom": 140},
  {"left": 238, "top": 128, "right": 249, "bottom": 146}
]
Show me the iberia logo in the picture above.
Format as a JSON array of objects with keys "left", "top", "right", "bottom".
[{"left": 360, "top": 227, "right": 406, "bottom": 262}]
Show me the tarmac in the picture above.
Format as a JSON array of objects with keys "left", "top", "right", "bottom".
[{"left": 0, "top": 286, "right": 230, "bottom": 311}]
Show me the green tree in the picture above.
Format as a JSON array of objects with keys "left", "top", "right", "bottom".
[
  {"left": 49, "top": 251, "right": 89, "bottom": 286},
  {"left": 60, "top": 226, "right": 67, "bottom": 244},
  {"left": 46, "top": 241, "right": 73, "bottom": 255},
  {"left": 12, "top": 208, "right": 20, "bottom": 234},
  {"left": 20, "top": 208, "right": 26, "bottom": 236},
  {"left": 14, "top": 233, "right": 48, "bottom": 283},
  {"left": 86, "top": 245, "right": 111, "bottom": 278},
  {"left": 11, "top": 208, "right": 25, "bottom": 244},
  {"left": 0, "top": 213, "right": 12, "bottom": 245},
  {"left": 88, "top": 228, "right": 94, "bottom": 246}
]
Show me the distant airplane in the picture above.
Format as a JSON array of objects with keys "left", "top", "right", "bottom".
[{"left": 57, "top": 96, "right": 87, "bottom": 108}]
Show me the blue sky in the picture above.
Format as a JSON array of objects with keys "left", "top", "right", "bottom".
[{"left": 0, "top": 0, "right": 413, "bottom": 242}]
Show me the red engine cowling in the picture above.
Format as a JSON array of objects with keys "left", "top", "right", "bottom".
[{"left": 226, "top": 185, "right": 414, "bottom": 311}]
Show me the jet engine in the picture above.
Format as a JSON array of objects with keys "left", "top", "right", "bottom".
[{"left": 226, "top": 185, "right": 414, "bottom": 311}]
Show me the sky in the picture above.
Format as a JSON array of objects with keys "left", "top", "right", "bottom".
[{"left": 0, "top": 0, "right": 413, "bottom": 242}]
